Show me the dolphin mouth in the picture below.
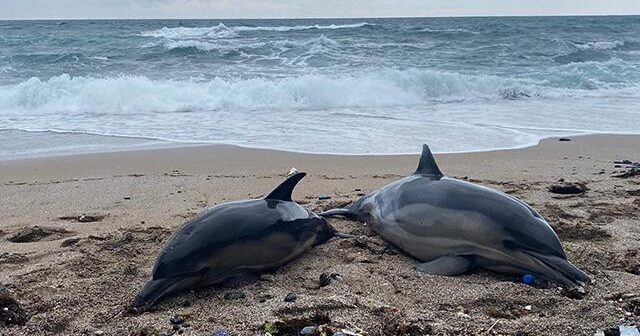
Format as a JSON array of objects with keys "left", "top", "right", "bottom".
[{"left": 522, "top": 251, "right": 589, "bottom": 287}]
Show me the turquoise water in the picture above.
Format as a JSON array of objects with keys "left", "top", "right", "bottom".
[{"left": 1, "top": 16, "right": 639, "bottom": 157}]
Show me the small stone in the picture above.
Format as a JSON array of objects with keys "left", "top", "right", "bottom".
[
  {"left": 170, "top": 315, "right": 185, "bottom": 325},
  {"left": 562, "top": 286, "right": 588, "bottom": 299},
  {"left": 224, "top": 291, "right": 246, "bottom": 300},
  {"left": 288, "top": 167, "right": 299, "bottom": 176},
  {"left": 177, "top": 308, "right": 193, "bottom": 317},
  {"left": 319, "top": 272, "right": 341, "bottom": 287},
  {"left": 284, "top": 293, "right": 297, "bottom": 302},
  {"left": 300, "top": 326, "right": 317, "bottom": 334},
  {"left": 123, "top": 196, "right": 131, "bottom": 200},
  {"left": 524, "top": 305, "right": 532, "bottom": 311},
  {"left": 61, "top": 238, "right": 81, "bottom": 247},
  {"left": 0, "top": 285, "right": 28, "bottom": 326}
]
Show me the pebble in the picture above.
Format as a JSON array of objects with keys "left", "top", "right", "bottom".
[
  {"left": 300, "top": 326, "right": 317, "bottom": 334},
  {"left": 284, "top": 293, "right": 297, "bottom": 302},
  {"left": 319, "top": 272, "right": 341, "bottom": 287},
  {"left": 524, "top": 305, "right": 532, "bottom": 311},
  {"left": 224, "top": 291, "right": 246, "bottom": 300},
  {"left": 170, "top": 315, "right": 185, "bottom": 325},
  {"left": 563, "top": 286, "right": 588, "bottom": 299}
]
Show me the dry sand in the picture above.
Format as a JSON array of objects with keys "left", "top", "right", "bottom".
[{"left": 0, "top": 134, "right": 639, "bottom": 335}]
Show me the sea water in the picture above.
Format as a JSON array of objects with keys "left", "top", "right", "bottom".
[{"left": 1, "top": 16, "right": 639, "bottom": 158}]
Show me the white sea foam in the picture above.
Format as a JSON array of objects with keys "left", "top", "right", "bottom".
[
  {"left": 0, "top": 71, "right": 534, "bottom": 115},
  {"left": 575, "top": 40, "right": 625, "bottom": 50},
  {"left": 3, "top": 68, "right": 640, "bottom": 117},
  {"left": 141, "top": 22, "right": 371, "bottom": 39}
]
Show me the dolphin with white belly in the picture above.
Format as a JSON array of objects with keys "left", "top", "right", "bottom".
[
  {"left": 321, "top": 145, "right": 588, "bottom": 287},
  {"left": 132, "top": 172, "right": 335, "bottom": 310}
]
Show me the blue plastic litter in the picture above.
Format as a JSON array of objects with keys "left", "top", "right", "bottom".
[{"left": 522, "top": 274, "right": 536, "bottom": 286}]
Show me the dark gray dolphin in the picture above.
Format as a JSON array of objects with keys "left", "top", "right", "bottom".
[
  {"left": 321, "top": 145, "right": 588, "bottom": 287},
  {"left": 133, "top": 172, "right": 335, "bottom": 310}
]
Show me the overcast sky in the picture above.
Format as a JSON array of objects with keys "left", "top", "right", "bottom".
[{"left": 2, "top": 0, "right": 640, "bottom": 20}]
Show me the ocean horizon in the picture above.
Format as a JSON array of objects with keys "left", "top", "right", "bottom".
[{"left": 1, "top": 16, "right": 639, "bottom": 158}]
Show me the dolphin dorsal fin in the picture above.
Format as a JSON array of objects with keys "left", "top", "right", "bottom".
[
  {"left": 414, "top": 144, "right": 443, "bottom": 176},
  {"left": 265, "top": 172, "right": 306, "bottom": 201}
]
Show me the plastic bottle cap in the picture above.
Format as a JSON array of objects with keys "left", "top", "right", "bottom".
[{"left": 522, "top": 274, "right": 536, "bottom": 285}]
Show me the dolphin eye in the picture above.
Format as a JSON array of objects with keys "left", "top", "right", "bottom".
[{"left": 503, "top": 240, "right": 517, "bottom": 249}]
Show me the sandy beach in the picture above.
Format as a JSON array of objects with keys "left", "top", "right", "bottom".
[{"left": 1, "top": 134, "right": 639, "bottom": 335}]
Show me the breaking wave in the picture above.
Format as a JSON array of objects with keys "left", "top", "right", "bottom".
[
  {"left": 141, "top": 22, "right": 372, "bottom": 39},
  {"left": 0, "top": 70, "right": 543, "bottom": 114}
]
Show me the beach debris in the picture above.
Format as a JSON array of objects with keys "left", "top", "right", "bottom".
[
  {"left": 60, "top": 237, "right": 81, "bottom": 247},
  {"left": 596, "top": 325, "right": 640, "bottom": 336},
  {"left": 123, "top": 196, "right": 131, "bottom": 200},
  {"left": 287, "top": 167, "right": 299, "bottom": 176},
  {"left": 170, "top": 315, "right": 185, "bottom": 325},
  {"left": 562, "top": 286, "right": 588, "bottom": 299},
  {"left": 319, "top": 272, "right": 341, "bottom": 287},
  {"left": 0, "top": 252, "right": 29, "bottom": 264},
  {"left": 0, "top": 285, "right": 28, "bottom": 327},
  {"left": 284, "top": 293, "right": 297, "bottom": 302},
  {"left": 212, "top": 330, "right": 232, "bottom": 336},
  {"left": 261, "top": 312, "right": 332, "bottom": 336},
  {"left": 522, "top": 274, "right": 536, "bottom": 286},
  {"left": 58, "top": 213, "right": 107, "bottom": 223},
  {"left": 613, "top": 168, "right": 640, "bottom": 178},
  {"left": 614, "top": 160, "right": 633, "bottom": 165},
  {"left": 300, "top": 326, "right": 317, "bottom": 334},
  {"left": 8, "top": 226, "right": 73, "bottom": 243},
  {"left": 224, "top": 291, "right": 246, "bottom": 300},
  {"left": 548, "top": 182, "right": 588, "bottom": 195},
  {"left": 318, "top": 195, "right": 332, "bottom": 200},
  {"left": 559, "top": 138, "right": 572, "bottom": 141}
]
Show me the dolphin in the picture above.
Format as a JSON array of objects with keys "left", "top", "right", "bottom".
[
  {"left": 132, "top": 172, "right": 335, "bottom": 310},
  {"left": 321, "top": 145, "right": 588, "bottom": 287}
]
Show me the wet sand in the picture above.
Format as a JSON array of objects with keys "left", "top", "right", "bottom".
[{"left": 1, "top": 134, "right": 639, "bottom": 335}]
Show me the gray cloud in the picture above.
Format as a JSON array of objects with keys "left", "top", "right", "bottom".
[{"left": 1, "top": 0, "right": 639, "bottom": 19}]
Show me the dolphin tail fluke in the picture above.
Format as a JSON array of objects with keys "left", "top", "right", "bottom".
[{"left": 319, "top": 208, "right": 357, "bottom": 220}]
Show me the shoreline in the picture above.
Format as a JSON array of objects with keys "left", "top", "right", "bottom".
[
  {"left": 2, "top": 129, "right": 637, "bottom": 163},
  {"left": 1, "top": 133, "right": 639, "bottom": 335}
]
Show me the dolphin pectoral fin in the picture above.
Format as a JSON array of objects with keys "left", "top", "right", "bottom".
[
  {"left": 319, "top": 208, "right": 356, "bottom": 219},
  {"left": 416, "top": 256, "right": 472, "bottom": 276}
]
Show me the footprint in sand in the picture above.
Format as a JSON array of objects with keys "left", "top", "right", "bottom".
[{"left": 7, "top": 226, "right": 75, "bottom": 243}]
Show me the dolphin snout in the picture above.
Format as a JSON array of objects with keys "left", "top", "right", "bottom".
[{"left": 521, "top": 251, "right": 589, "bottom": 287}]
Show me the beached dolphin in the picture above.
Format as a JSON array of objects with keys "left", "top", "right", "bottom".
[
  {"left": 132, "top": 172, "right": 335, "bottom": 310},
  {"left": 321, "top": 145, "right": 588, "bottom": 287}
]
